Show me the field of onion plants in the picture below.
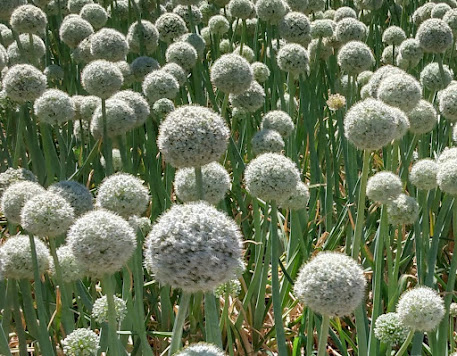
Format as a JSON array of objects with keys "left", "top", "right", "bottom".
[{"left": 2, "top": 0, "right": 457, "bottom": 354}]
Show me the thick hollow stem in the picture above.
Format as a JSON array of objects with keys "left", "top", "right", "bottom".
[
  {"left": 395, "top": 330, "right": 415, "bottom": 356},
  {"left": 168, "top": 292, "right": 191, "bottom": 355},
  {"left": 102, "top": 275, "right": 122, "bottom": 356},
  {"left": 317, "top": 314, "right": 330, "bottom": 356},
  {"left": 204, "top": 292, "right": 223, "bottom": 347},
  {"left": 270, "top": 200, "right": 288, "bottom": 356}
]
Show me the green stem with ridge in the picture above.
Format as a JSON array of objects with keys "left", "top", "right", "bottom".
[
  {"left": 317, "top": 314, "right": 330, "bottom": 356},
  {"left": 168, "top": 292, "right": 191, "bottom": 355},
  {"left": 102, "top": 275, "right": 123, "bottom": 356},
  {"left": 270, "top": 200, "right": 288, "bottom": 356}
]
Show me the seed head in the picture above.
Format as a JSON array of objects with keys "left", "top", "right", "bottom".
[
  {"left": 366, "top": 171, "right": 402, "bottom": 204},
  {"left": 244, "top": 153, "right": 301, "bottom": 202},
  {"left": 49, "top": 245, "right": 86, "bottom": 281},
  {"left": 3, "top": 64, "right": 47, "bottom": 103},
  {"left": 142, "top": 69, "right": 179, "bottom": 104},
  {"left": 1, "top": 181, "right": 45, "bottom": 224},
  {"left": 174, "top": 162, "right": 230, "bottom": 205},
  {"left": 157, "top": 105, "right": 229, "bottom": 168},
  {"left": 81, "top": 60, "right": 123, "bottom": 99},
  {"left": 67, "top": 209, "right": 136, "bottom": 277},
  {"left": 144, "top": 202, "right": 244, "bottom": 292},
  {"left": 96, "top": 173, "right": 150, "bottom": 218},
  {"left": 62, "top": 328, "right": 99, "bottom": 356},
  {"left": 416, "top": 18, "right": 453, "bottom": 53},
  {"left": 0, "top": 234, "right": 50, "bottom": 280},
  {"left": 127, "top": 20, "right": 159, "bottom": 55},
  {"left": 387, "top": 194, "right": 420, "bottom": 225},
  {"left": 251, "top": 129, "right": 285, "bottom": 156},
  {"left": 90, "top": 98, "right": 136, "bottom": 139},
  {"left": 59, "top": 15, "right": 94, "bottom": 49},
  {"left": 91, "top": 295, "right": 127, "bottom": 323},
  {"left": 374, "top": 313, "right": 410, "bottom": 345},
  {"left": 210, "top": 54, "right": 253, "bottom": 94},
  {"left": 294, "top": 252, "right": 366, "bottom": 317},
  {"left": 397, "top": 287, "right": 445, "bottom": 332}
]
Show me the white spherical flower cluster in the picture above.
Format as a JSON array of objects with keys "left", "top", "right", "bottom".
[
  {"left": 165, "top": 41, "right": 198, "bottom": 71},
  {"left": 214, "top": 279, "right": 242, "bottom": 298},
  {"left": 0, "top": 234, "right": 50, "bottom": 280},
  {"left": 251, "top": 62, "right": 270, "bottom": 83},
  {"left": 229, "top": 80, "right": 265, "bottom": 112},
  {"left": 398, "top": 38, "right": 424, "bottom": 62},
  {"left": 127, "top": 20, "right": 159, "bottom": 54},
  {"left": 0, "top": 0, "right": 26, "bottom": 21},
  {"left": 44, "top": 64, "right": 65, "bottom": 82},
  {"left": 294, "top": 252, "right": 366, "bottom": 317},
  {"left": 407, "top": 100, "right": 438, "bottom": 134},
  {"left": 48, "top": 181, "right": 93, "bottom": 216},
  {"left": 337, "top": 41, "right": 374, "bottom": 75},
  {"left": 59, "top": 15, "right": 94, "bottom": 49},
  {"left": 437, "top": 158, "right": 457, "bottom": 194},
  {"left": 180, "top": 33, "right": 206, "bottom": 59},
  {"left": 431, "top": 2, "right": 452, "bottom": 18},
  {"left": 437, "top": 147, "right": 457, "bottom": 164},
  {"left": 21, "top": 192, "right": 75, "bottom": 238},
  {"left": 161, "top": 63, "right": 187, "bottom": 87},
  {"left": 279, "top": 12, "right": 311, "bottom": 45},
  {"left": 62, "top": 328, "right": 100, "bottom": 356},
  {"left": 439, "top": 84, "right": 457, "bottom": 121},
  {"left": 81, "top": 60, "right": 123, "bottom": 99},
  {"left": 256, "top": 0, "right": 288, "bottom": 24},
  {"left": 228, "top": 0, "right": 254, "bottom": 19},
  {"left": 111, "top": 90, "right": 150, "bottom": 128},
  {"left": 91, "top": 295, "right": 127, "bottom": 323},
  {"left": 344, "top": 98, "right": 405, "bottom": 151},
  {"left": 49, "top": 245, "right": 85, "bottom": 282},
  {"left": 377, "top": 73, "right": 422, "bottom": 112},
  {"left": 7, "top": 33, "right": 46, "bottom": 65},
  {"left": 335, "top": 18, "right": 367, "bottom": 43},
  {"left": 412, "top": 3, "right": 436, "bottom": 25},
  {"left": 374, "top": 313, "right": 410, "bottom": 346},
  {"left": 233, "top": 45, "right": 255, "bottom": 63},
  {"left": 152, "top": 98, "right": 175, "bottom": 121},
  {"left": 174, "top": 162, "right": 230, "bottom": 205},
  {"left": 0, "top": 168, "right": 37, "bottom": 198},
  {"left": 444, "top": 8, "right": 457, "bottom": 35},
  {"left": 3, "top": 64, "right": 47, "bottom": 103},
  {"left": 381, "top": 45, "right": 399, "bottom": 65},
  {"left": 131, "top": 56, "right": 160, "bottom": 82},
  {"left": 244, "top": 153, "right": 300, "bottom": 202},
  {"left": 382, "top": 26, "right": 406, "bottom": 45},
  {"left": 208, "top": 15, "right": 230, "bottom": 35},
  {"left": 310, "top": 19, "right": 334, "bottom": 38},
  {"left": 1, "top": 181, "right": 45, "bottom": 224},
  {"left": 409, "top": 159, "right": 438, "bottom": 191},
  {"left": 10, "top": 4, "right": 47, "bottom": 35},
  {"left": 90, "top": 98, "right": 136, "bottom": 139},
  {"left": 277, "top": 43, "right": 310, "bottom": 76},
  {"left": 80, "top": 4, "right": 107, "bottom": 30},
  {"left": 285, "top": 0, "right": 308, "bottom": 12},
  {"left": 420, "top": 62, "right": 453, "bottom": 91},
  {"left": 305, "top": 0, "right": 325, "bottom": 13},
  {"left": 67, "top": 209, "right": 136, "bottom": 277},
  {"left": 174, "top": 5, "right": 203, "bottom": 28},
  {"left": 90, "top": 28, "right": 128, "bottom": 62},
  {"left": 68, "top": 0, "right": 93, "bottom": 13},
  {"left": 416, "top": 18, "right": 454, "bottom": 53},
  {"left": 96, "top": 173, "right": 150, "bottom": 218},
  {"left": 366, "top": 171, "right": 402, "bottom": 204},
  {"left": 155, "top": 13, "right": 188, "bottom": 43},
  {"left": 367, "top": 65, "right": 404, "bottom": 98},
  {"left": 397, "top": 287, "right": 445, "bottom": 332},
  {"left": 334, "top": 6, "right": 356, "bottom": 22},
  {"left": 157, "top": 105, "right": 229, "bottom": 168},
  {"left": 251, "top": 129, "right": 285, "bottom": 156},
  {"left": 387, "top": 194, "right": 420, "bottom": 225},
  {"left": 175, "top": 343, "right": 226, "bottom": 356},
  {"left": 128, "top": 215, "right": 152, "bottom": 236},
  {"left": 34, "top": 89, "right": 75, "bottom": 125},
  {"left": 144, "top": 202, "right": 244, "bottom": 292},
  {"left": 309, "top": 39, "right": 334, "bottom": 61},
  {"left": 278, "top": 181, "right": 310, "bottom": 210},
  {"left": 142, "top": 70, "right": 179, "bottom": 104},
  {"left": 72, "top": 95, "right": 101, "bottom": 121},
  {"left": 261, "top": 110, "right": 294, "bottom": 137},
  {"left": 210, "top": 54, "right": 253, "bottom": 94}
]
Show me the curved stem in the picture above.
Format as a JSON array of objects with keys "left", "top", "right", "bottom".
[{"left": 395, "top": 330, "right": 415, "bottom": 356}]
